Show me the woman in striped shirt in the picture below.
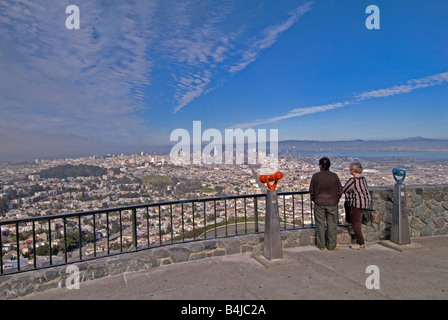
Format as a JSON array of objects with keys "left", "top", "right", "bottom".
[{"left": 343, "top": 162, "right": 371, "bottom": 251}]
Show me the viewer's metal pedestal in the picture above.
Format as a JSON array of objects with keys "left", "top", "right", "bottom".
[
  {"left": 264, "top": 190, "right": 283, "bottom": 260},
  {"left": 381, "top": 168, "right": 428, "bottom": 252},
  {"left": 390, "top": 168, "right": 410, "bottom": 245},
  {"left": 391, "top": 183, "right": 410, "bottom": 244}
]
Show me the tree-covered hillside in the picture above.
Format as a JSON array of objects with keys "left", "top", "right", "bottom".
[{"left": 35, "top": 164, "right": 107, "bottom": 179}]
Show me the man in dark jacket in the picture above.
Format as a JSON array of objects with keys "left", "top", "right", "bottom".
[{"left": 309, "top": 157, "right": 342, "bottom": 250}]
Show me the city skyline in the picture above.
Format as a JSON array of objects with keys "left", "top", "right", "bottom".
[{"left": 1, "top": 0, "right": 447, "bottom": 162}]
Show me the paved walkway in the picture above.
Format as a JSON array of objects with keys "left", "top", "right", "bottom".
[{"left": 22, "top": 236, "right": 448, "bottom": 301}]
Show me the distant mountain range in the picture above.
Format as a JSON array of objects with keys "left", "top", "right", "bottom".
[
  {"left": 153, "top": 137, "right": 448, "bottom": 154},
  {"left": 277, "top": 137, "right": 448, "bottom": 153}
]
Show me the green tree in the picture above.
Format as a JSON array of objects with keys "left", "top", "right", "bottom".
[
  {"left": 0, "top": 198, "right": 8, "bottom": 214},
  {"left": 36, "top": 244, "right": 60, "bottom": 256}
]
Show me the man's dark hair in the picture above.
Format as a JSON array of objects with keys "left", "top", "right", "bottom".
[{"left": 319, "top": 157, "right": 331, "bottom": 171}]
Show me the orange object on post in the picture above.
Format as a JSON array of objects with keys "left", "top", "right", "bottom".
[{"left": 259, "top": 172, "right": 284, "bottom": 191}]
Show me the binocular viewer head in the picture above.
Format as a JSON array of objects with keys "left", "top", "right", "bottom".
[
  {"left": 392, "top": 167, "right": 406, "bottom": 184},
  {"left": 259, "top": 172, "right": 284, "bottom": 191}
]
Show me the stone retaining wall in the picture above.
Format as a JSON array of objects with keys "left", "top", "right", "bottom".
[
  {"left": 363, "top": 185, "right": 448, "bottom": 241},
  {"left": 1, "top": 184, "right": 447, "bottom": 299}
]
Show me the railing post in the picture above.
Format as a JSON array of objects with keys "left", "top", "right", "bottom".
[
  {"left": 48, "top": 219, "right": 52, "bottom": 266},
  {"left": 0, "top": 226, "right": 3, "bottom": 274},
  {"left": 78, "top": 215, "right": 82, "bottom": 260},
  {"left": 132, "top": 208, "right": 138, "bottom": 250},
  {"left": 254, "top": 197, "right": 258, "bottom": 233},
  {"left": 93, "top": 214, "right": 97, "bottom": 257},
  {"left": 15, "top": 223, "right": 20, "bottom": 271},
  {"left": 63, "top": 217, "right": 68, "bottom": 263}
]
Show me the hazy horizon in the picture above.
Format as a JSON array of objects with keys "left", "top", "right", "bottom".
[{"left": 2, "top": 136, "right": 448, "bottom": 163}]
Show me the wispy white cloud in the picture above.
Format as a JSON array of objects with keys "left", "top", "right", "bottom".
[
  {"left": 355, "top": 71, "right": 448, "bottom": 100},
  {"left": 0, "top": 0, "right": 157, "bottom": 142},
  {"left": 161, "top": 1, "right": 313, "bottom": 113},
  {"left": 235, "top": 101, "right": 350, "bottom": 128},
  {"left": 172, "top": 70, "right": 212, "bottom": 113},
  {"left": 0, "top": 0, "right": 315, "bottom": 143},
  {"left": 229, "top": 1, "right": 313, "bottom": 74},
  {"left": 234, "top": 71, "right": 448, "bottom": 128}
]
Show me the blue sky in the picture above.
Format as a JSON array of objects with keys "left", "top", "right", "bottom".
[{"left": 0, "top": 0, "right": 447, "bottom": 161}]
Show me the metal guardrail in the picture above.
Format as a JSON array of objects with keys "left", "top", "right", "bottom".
[{"left": 0, "top": 191, "right": 313, "bottom": 275}]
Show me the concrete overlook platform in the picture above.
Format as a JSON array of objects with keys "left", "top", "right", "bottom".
[{"left": 21, "top": 235, "right": 448, "bottom": 300}]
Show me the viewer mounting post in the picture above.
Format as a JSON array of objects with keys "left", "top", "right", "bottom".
[
  {"left": 391, "top": 168, "right": 410, "bottom": 244},
  {"left": 259, "top": 172, "right": 284, "bottom": 260}
]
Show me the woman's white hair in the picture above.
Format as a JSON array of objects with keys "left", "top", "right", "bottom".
[{"left": 350, "top": 162, "right": 363, "bottom": 174}]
